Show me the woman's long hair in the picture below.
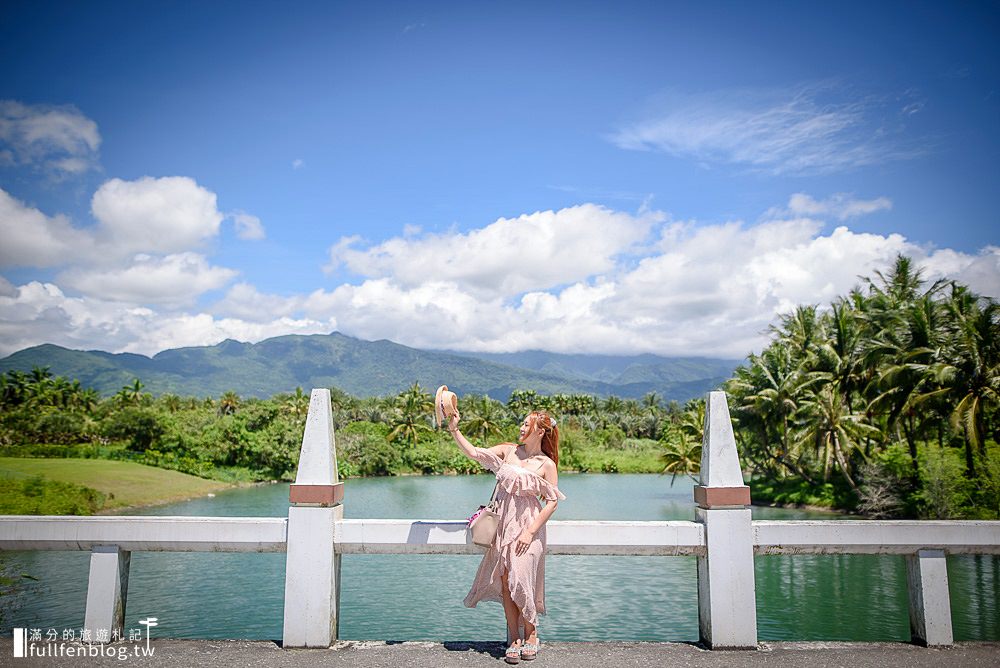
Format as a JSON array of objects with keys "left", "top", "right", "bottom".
[{"left": 528, "top": 410, "right": 559, "bottom": 467}]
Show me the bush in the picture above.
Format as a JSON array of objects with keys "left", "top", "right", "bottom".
[
  {"left": 595, "top": 426, "right": 625, "bottom": 449},
  {"left": 857, "top": 444, "right": 913, "bottom": 518},
  {"left": 974, "top": 444, "right": 1000, "bottom": 519},
  {"left": 337, "top": 423, "right": 401, "bottom": 476},
  {"left": 103, "top": 409, "right": 165, "bottom": 452},
  {"left": 404, "top": 442, "right": 446, "bottom": 474},
  {"left": 34, "top": 411, "right": 90, "bottom": 443},
  {"left": 917, "top": 445, "right": 971, "bottom": 519},
  {"left": 0, "top": 474, "right": 105, "bottom": 515}
]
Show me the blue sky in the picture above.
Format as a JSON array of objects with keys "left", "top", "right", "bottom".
[{"left": 1, "top": 0, "right": 998, "bottom": 358}]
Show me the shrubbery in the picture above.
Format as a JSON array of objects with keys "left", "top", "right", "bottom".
[{"left": 0, "top": 475, "right": 104, "bottom": 515}]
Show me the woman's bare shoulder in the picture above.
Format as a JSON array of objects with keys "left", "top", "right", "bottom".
[
  {"left": 489, "top": 442, "right": 517, "bottom": 458},
  {"left": 541, "top": 457, "right": 558, "bottom": 481}
]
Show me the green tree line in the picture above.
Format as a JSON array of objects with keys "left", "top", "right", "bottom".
[
  {"left": 725, "top": 255, "right": 999, "bottom": 518},
  {"left": 0, "top": 368, "right": 700, "bottom": 485}
]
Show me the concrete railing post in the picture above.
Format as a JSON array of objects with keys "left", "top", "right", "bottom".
[
  {"left": 83, "top": 545, "right": 130, "bottom": 643},
  {"left": 906, "top": 548, "right": 954, "bottom": 646},
  {"left": 282, "top": 389, "right": 345, "bottom": 648},
  {"left": 693, "top": 391, "right": 757, "bottom": 649}
]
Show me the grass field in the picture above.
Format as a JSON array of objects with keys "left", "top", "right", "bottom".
[{"left": 0, "top": 457, "right": 232, "bottom": 512}]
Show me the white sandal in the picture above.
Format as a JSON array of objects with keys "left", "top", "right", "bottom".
[{"left": 505, "top": 641, "right": 522, "bottom": 664}]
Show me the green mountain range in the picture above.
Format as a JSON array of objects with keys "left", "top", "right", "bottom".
[{"left": 0, "top": 332, "right": 741, "bottom": 403}]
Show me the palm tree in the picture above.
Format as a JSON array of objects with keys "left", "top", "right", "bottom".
[
  {"left": 678, "top": 398, "right": 705, "bottom": 445},
  {"left": 399, "top": 381, "right": 433, "bottom": 415},
  {"left": 918, "top": 286, "right": 1000, "bottom": 475},
  {"left": 463, "top": 395, "right": 507, "bottom": 445},
  {"left": 388, "top": 392, "right": 432, "bottom": 448},
  {"left": 659, "top": 431, "right": 702, "bottom": 486},
  {"left": 867, "top": 292, "right": 945, "bottom": 476},
  {"left": 507, "top": 389, "right": 538, "bottom": 417},
  {"left": 791, "top": 383, "right": 879, "bottom": 491},
  {"left": 160, "top": 394, "right": 182, "bottom": 413},
  {"left": 728, "top": 344, "right": 820, "bottom": 481},
  {"left": 218, "top": 391, "right": 241, "bottom": 416},
  {"left": 78, "top": 388, "right": 102, "bottom": 414},
  {"left": 771, "top": 304, "right": 822, "bottom": 364},
  {"left": 116, "top": 379, "right": 149, "bottom": 407},
  {"left": 283, "top": 387, "right": 310, "bottom": 418}
]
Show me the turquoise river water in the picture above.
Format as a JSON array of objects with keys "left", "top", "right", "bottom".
[{"left": 2, "top": 473, "right": 997, "bottom": 642}]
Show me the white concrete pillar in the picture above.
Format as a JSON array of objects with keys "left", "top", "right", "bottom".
[
  {"left": 83, "top": 545, "right": 130, "bottom": 643},
  {"left": 282, "top": 505, "right": 343, "bottom": 646},
  {"left": 906, "top": 548, "right": 954, "bottom": 646},
  {"left": 693, "top": 391, "right": 757, "bottom": 649},
  {"left": 282, "top": 389, "right": 345, "bottom": 648}
]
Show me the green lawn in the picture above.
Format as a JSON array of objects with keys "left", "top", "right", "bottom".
[{"left": 0, "top": 457, "right": 232, "bottom": 512}]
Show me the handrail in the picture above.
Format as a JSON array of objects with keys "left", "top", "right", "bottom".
[
  {"left": 3, "top": 515, "right": 997, "bottom": 557},
  {"left": 753, "top": 520, "right": 1000, "bottom": 555},
  {"left": 0, "top": 515, "right": 288, "bottom": 552}
]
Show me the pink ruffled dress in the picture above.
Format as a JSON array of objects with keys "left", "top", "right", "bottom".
[{"left": 463, "top": 446, "right": 567, "bottom": 626}]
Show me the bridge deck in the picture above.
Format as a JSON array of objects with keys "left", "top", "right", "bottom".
[{"left": 1, "top": 638, "right": 996, "bottom": 667}]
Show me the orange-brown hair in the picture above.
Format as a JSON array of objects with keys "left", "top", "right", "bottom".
[{"left": 527, "top": 410, "right": 559, "bottom": 467}]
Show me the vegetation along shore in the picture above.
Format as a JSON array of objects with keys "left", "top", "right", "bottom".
[{"left": 0, "top": 256, "right": 996, "bottom": 520}]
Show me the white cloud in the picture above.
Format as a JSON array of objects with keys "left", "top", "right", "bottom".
[
  {"left": 0, "top": 281, "right": 330, "bottom": 357},
  {"left": 917, "top": 245, "right": 1000, "bottom": 299},
  {"left": 60, "top": 252, "right": 238, "bottom": 306},
  {"left": 0, "top": 178, "right": 248, "bottom": 304},
  {"left": 0, "top": 274, "right": 15, "bottom": 297},
  {"left": 777, "top": 193, "right": 893, "bottom": 221},
  {"left": 292, "top": 158, "right": 304, "bottom": 170},
  {"left": 91, "top": 176, "right": 224, "bottom": 257},
  {"left": 0, "top": 100, "right": 100, "bottom": 174},
  {"left": 2, "top": 177, "right": 233, "bottom": 267},
  {"left": 611, "top": 85, "right": 922, "bottom": 175},
  {"left": 230, "top": 211, "right": 265, "bottom": 240},
  {"left": 213, "top": 282, "right": 303, "bottom": 321},
  {"left": 327, "top": 203, "right": 661, "bottom": 298},
  {"left": 0, "top": 188, "right": 93, "bottom": 267},
  {"left": 3, "top": 196, "right": 998, "bottom": 360}
]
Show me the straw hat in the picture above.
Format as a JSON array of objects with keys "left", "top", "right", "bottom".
[{"left": 434, "top": 385, "right": 459, "bottom": 427}]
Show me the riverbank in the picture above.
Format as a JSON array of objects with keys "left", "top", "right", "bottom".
[{"left": 0, "top": 457, "right": 235, "bottom": 514}]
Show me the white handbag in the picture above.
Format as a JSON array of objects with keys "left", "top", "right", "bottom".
[{"left": 468, "top": 480, "right": 501, "bottom": 548}]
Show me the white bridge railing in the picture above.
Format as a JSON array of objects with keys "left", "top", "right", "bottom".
[{"left": 1, "top": 390, "right": 998, "bottom": 650}]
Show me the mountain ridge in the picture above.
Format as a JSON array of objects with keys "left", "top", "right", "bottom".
[{"left": 0, "top": 332, "right": 742, "bottom": 403}]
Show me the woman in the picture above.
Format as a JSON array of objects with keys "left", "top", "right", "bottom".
[{"left": 448, "top": 408, "right": 566, "bottom": 664}]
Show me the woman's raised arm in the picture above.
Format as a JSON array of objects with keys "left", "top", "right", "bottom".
[{"left": 448, "top": 412, "right": 511, "bottom": 472}]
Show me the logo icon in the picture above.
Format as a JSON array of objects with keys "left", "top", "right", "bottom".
[
  {"left": 138, "top": 618, "right": 158, "bottom": 653},
  {"left": 12, "top": 628, "right": 27, "bottom": 658}
]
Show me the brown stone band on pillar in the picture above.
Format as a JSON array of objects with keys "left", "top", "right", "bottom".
[
  {"left": 693, "top": 485, "right": 751, "bottom": 509},
  {"left": 289, "top": 482, "right": 344, "bottom": 506}
]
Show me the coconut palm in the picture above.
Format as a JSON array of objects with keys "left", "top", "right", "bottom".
[
  {"left": 463, "top": 395, "right": 507, "bottom": 444},
  {"left": 791, "top": 382, "right": 879, "bottom": 491},
  {"left": 659, "top": 431, "right": 702, "bottom": 486},
  {"left": 283, "top": 387, "right": 310, "bottom": 419},
  {"left": 115, "top": 379, "right": 149, "bottom": 407},
  {"left": 218, "top": 391, "right": 241, "bottom": 416},
  {"left": 918, "top": 286, "right": 1000, "bottom": 475},
  {"left": 388, "top": 391, "right": 432, "bottom": 448},
  {"left": 728, "top": 344, "right": 821, "bottom": 481},
  {"left": 867, "top": 292, "right": 946, "bottom": 474}
]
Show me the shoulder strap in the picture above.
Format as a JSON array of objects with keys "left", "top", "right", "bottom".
[{"left": 487, "top": 479, "right": 501, "bottom": 506}]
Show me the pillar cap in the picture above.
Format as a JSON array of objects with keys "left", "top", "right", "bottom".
[
  {"left": 694, "top": 485, "right": 750, "bottom": 509},
  {"left": 290, "top": 482, "right": 344, "bottom": 506}
]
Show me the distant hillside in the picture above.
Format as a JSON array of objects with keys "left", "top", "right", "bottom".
[
  {"left": 449, "top": 350, "right": 740, "bottom": 385},
  {"left": 0, "top": 332, "right": 741, "bottom": 402}
]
